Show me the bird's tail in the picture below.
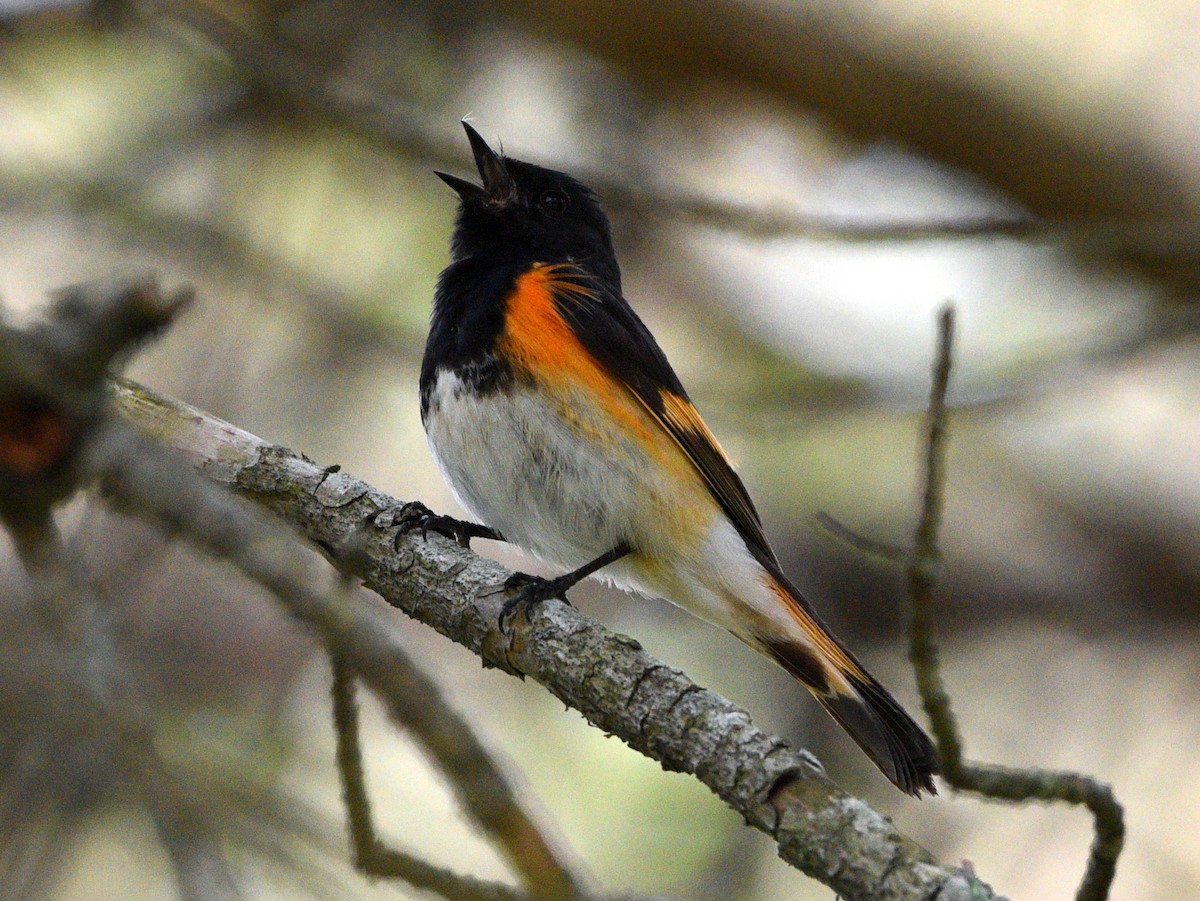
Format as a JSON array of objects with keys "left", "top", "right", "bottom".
[{"left": 757, "top": 569, "right": 939, "bottom": 796}]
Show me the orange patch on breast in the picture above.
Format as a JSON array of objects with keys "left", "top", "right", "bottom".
[
  {"left": 499, "top": 264, "right": 659, "bottom": 449},
  {"left": 500, "top": 265, "right": 591, "bottom": 377}
]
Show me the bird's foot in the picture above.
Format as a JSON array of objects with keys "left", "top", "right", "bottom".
[
  {"left": 383, "top": 501, "right": 500, "bottom": 550},
  {"left": 497, "top": 571, "right": 575, "bottom": 632}
]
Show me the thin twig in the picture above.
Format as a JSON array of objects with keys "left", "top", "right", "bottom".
[
  {"left": 907, "top": 304, "right": 1125, "bottom": 901},
  {"left": 330, "top": 657, "right": 532, "bottom": 901},
  {"left": 812, "top": 511, "right": 906, "bottom": 563}
]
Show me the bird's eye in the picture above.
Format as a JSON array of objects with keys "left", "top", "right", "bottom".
[{"left": 537, "top": 189, "right": 568, "bottom": 215}]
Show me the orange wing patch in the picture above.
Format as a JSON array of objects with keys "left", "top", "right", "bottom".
[
  {"left": 639, "top": 389, "right": 775, "bottom": 564},
  {"left": 502, "top": 264, "right": 769, "bottom": 546}
]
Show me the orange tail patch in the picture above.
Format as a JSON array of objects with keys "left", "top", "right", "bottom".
[{"left": 760, "top": 573, "right": 939, "bottom": 796}]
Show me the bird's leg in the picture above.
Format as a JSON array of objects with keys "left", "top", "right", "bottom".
[{"left": 499, "top": 541, "right": 631, "bottom": 630}]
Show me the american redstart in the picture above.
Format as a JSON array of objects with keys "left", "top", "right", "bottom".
[{"left": 413, "top": 120, "right": 938, "bottom": 795}]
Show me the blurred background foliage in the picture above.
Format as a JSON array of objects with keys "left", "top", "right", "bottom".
[{"left": 0, "top": 0, "right": 1198, "bottom": 898}]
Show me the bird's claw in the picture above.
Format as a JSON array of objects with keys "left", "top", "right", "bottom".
[
  {"left": 386, "top": 501, "right": 496, "bottom": 550},
  {"left": 497, "top": 572, "right": 573, "bottom": 632}
]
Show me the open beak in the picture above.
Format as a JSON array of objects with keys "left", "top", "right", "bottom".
[{"left": 434, "top": 120, "right": 514, "bottom": 203}]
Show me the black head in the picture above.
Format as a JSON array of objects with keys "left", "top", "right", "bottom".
[{"left": 435, "top": 121, "right": 621, "bottom": 288}]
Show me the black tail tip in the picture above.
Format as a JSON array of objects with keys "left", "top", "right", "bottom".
[
  {"left": 902, "top": 748, "right": 940, "bottom": 798},
  {"left": 821, "top": 681, "right": 941, "bottom": 797},
  {"left": 759, "top": 635, "right": 940, "bottom": 796}
]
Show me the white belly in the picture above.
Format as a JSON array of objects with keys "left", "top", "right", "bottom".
[
  {"left": 423, "top": 367, "right": 784, "bottom": 639},
  {"left": 424, "top": 369, "right": 657, "bottom": 572}
]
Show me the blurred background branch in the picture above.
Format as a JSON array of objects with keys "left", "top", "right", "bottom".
[
  {"left": 329, "top": 657, "right": 539, "bottom": 901},
  {"left": 0, "top": 280, "right": 241, "bottom": 901},
  {"left": 1, "top": 0, "right": 1196, "bottom": 897}
]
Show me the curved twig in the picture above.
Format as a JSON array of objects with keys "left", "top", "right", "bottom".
[
  {"left": 906, "top": 304, "right": 1125, "bottom": 901},
  {"left": 330, "top": 656, "right": 536, "bottom": 901}
]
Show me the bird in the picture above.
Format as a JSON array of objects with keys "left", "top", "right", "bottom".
[{"left": 412, "top": 120, "right": 939, "bottom": 795}]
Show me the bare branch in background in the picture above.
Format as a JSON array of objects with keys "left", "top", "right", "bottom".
[
  {"left": 141, "top": 0, "right": 1042, "bottom": 244},
  {"left": 330, "top": 656, "right": 534, "bottom": 901},
  {"left": 135, "top": 0, "right": 1200, "bottom": 282},
  {"left": 489, "top": 0, "right": 1200, "bottom": 221},
  {"left": 0, "top": 279, "right": 238, "bottom": 901},
  {"left": 907, "top": 305, "right": 1125, "bottom": 901}
]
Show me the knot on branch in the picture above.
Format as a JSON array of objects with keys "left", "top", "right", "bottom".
[{"left": 0, "top": 278, "right": 192, "bottom": 520}]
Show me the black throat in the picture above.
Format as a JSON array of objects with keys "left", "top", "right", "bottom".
[{"left": 419, "top": 254, "right": 532, "bottom": 420}]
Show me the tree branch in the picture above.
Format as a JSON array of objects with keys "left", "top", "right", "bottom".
[
  {"left": 110, "top": 376, "right": 997, "bottom": 901},
  {"left": 0, "top": 279, "right": 240, "bottom": 900},
  {"left": 87, "top": 417, "right": 591, "bottom": 899},
  {"left": 0, "top": 277, "right": 595, "bottom": 899}
]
